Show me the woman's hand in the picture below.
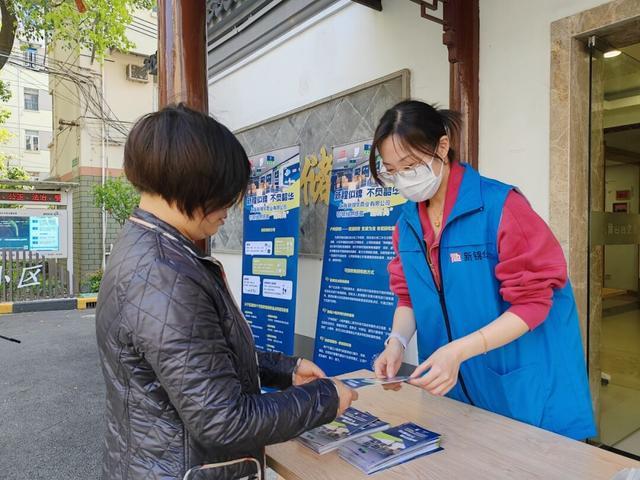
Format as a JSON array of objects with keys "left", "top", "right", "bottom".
[
  {"left": 374, "top": 338, "right": 405, "bottom": 379},
  {"left": 408, "top": 342, "right": 464, "bottom": 396},
  {"left": 373, "top": 339, "right": 405, "bottom": 391},
  {"left": 293, "top": 359, "right": 326, "bottom": 386}
]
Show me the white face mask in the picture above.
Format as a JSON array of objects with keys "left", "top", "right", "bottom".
[{"left": 392, "top": 157, "right": 444, "bottom": 202}]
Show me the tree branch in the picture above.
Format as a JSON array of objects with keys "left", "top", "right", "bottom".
[{"left": 0, "top": 0, "right": 17, "bottom": 72}]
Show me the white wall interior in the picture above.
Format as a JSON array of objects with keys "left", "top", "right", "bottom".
[
  {"left": 209, "top": 0, "right": 446, "bottom": 364},
  {"left": 479, "top": 0, "right": 610, "bottom": 221},
  {"left": 209, "top": 0, "right": 449, "bottom": 131}
]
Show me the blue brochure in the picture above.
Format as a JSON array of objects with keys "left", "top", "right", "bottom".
[
  {"left": 297, "top": 408, "right": 389, "bottom": 454},
  {"left": 339, "top": 422, "right": 443, "bottom": 474}
]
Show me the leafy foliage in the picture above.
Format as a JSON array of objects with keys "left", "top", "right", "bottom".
[
  {"left": 86, "top": 268, "right": 103, "bottom": 293},
  {"left": 0, "top": 80, "right": 10, "bottom": 102},
  {"left": 93, "top": 176, "right": 140, "bottom": 226},
  {"left": 5, "top": 0, "right": 155, "bottom": 63},
  {"left": 0, "top": 82, "right": 30, "bottom": 185},
  {"left": 0, "top": 162, "right": 30, "bottom": 181}
]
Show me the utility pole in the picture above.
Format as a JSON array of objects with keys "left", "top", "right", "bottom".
[{"left": 100, "top": 63, "right": 106, "bottom": 270}]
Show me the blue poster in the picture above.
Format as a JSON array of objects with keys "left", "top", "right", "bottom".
[
  {"left": 242, "top": 146, "right": 301, "bottom": 355},
  {"left": 313, "top": 141, "right": 407, "bottom": 376}
]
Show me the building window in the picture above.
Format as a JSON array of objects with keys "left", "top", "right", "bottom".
[
  {"left": 24, "top": 88, "right": 39, "bottom": 111},
  {"left": 25, "top": 130, "right": 39, "bottom": 151},
  {"left": 24, "top": 47, "right": 38, "bottom": 69}
]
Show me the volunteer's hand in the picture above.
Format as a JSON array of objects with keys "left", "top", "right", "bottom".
[
  {"left": 331, "top": 379, "right": 359, "bottom": 416},
  {"left": 293, "top": 359, "right": 326, "bottom": 386},
  {"left": 409, "top": 342, "right": 463, "bottom": 396},
  {"left": 373, "top": 338, "right": 405, "bottom": 386}
]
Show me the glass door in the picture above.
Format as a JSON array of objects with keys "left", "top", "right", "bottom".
[{"left": 588, "top": 36, "right": 640, "bottom": 458}]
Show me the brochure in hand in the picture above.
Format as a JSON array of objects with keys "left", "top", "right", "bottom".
[
  {"left": 297, "top": 408, "right": 389, "bottom": 454},
  {"left": 338, "top": 422, "right": 443, "bottom": 475},
  {"left": 342, "top": 376, "right": 410, "bottom": 389}
]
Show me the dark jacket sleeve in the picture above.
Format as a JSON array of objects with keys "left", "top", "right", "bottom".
[
  {"left": 123, "top": 260, "right": 339, "bottom": 453},
  {"left": 257, "top": 351, "right": 298, "bottom": 390}
]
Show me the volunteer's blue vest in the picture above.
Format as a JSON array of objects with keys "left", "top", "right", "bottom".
[{"left": 397, "top": 164, "right": 596, "bottom": 440}]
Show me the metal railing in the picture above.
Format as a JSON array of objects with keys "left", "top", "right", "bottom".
[{"left": 0, "top": 250, "right": 71, "bottom": 302}]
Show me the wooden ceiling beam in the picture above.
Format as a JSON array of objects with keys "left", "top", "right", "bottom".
[
  {"left": 443, "top": 0, "right": 480, "bottom": 168},
  {"left": 407, "top": 1, "right": 480, "bottom": 168}
]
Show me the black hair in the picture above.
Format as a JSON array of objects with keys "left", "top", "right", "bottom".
[
  {"left": 369, "top": 100, "right": 461, "bottom": 185},
  {"left": 124, "top": 103, "right": 250, "bottom": 218}
]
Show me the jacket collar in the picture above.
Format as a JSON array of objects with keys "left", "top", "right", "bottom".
[
  {"left": 448, "top": 163, "right": 484, "bottom": 223},
  {"left": 130, "top": 208, "right": 206, "bottom": 259},
  {"left": 402, "top": 163, "right": 484, "bottom": 236}
]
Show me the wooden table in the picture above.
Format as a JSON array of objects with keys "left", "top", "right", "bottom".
[{"left": 266, "top": 370, "right": 640, "bottom": 480}]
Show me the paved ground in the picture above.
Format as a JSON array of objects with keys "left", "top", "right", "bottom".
[
  {"left": 0, "top": 310, "right": 285, "bottom": 480},
  {"left": 0, "top": 310, "right": 104, "bottom": 480}
]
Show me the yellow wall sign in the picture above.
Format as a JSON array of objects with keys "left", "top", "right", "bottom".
[{"left": 301, "top": 146, "right": 333, "bottom": 206}]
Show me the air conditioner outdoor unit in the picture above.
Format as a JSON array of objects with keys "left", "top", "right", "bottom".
[{"left": 126, "top": 64, "right": 149, "bottom": 83}]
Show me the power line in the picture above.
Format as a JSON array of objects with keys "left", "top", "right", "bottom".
[
  {"left": 46, "top": 61, "right": 130, "bottom": 136},
  {"left": 6, "top": 46, "right": 97, "bottom": 79},
  {"left": 1, "top": 45, "right": 152, "bottom": 141},
  {"left": 80, "top": 116, "right": 135, "bottom": 125},
  {"left": 132, "top": 15, "right": 157, "bottom": 28},
  {"left": 0, "top": 45, "right": 135, "bottom": 178},
  {"left": 40, "top": 49, "right": 98, "bottom": 119},
  {"left": 130, "top": 19, "right": 157, "bottom": 35},
  {"left": 1, "top": 58, "right": 88, "bottom": 119},
  {"left": 4, "top": 60, "right": 67, "bottom": 97},
  {"left": 0, "top": 62, "right": 88, "bottom": 173},
  {"left": 2, "top": 52, "right": 95, "bottom": 87},
  {"left": 5, "top": 59, "right": 88, "bottom": 116},
  {"left": 3, "top": 53, "right": 131, "bottom": 137},
  {"left": 126, "top": 24, "right": 157, "bottom": 40}
]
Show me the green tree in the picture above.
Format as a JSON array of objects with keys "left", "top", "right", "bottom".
[
  {"left": 0, "top": 105, "right": 10, "bottom": 145},
  {"left": 0, "top": 68, "right": 11, "bottom": 164},
  {"left": 0, "top": 0, "right": 156, "bottom": 173},
  {"left": 0, "top": 79, "right": 9, "bottom": 102},
  {"left": 0, "top": 0, "right": 155, "bottom": 72},
  {"left": 0, "top": 75, "right": 29, "bottom": 191},
  {"left": 0, "top": 162, "right": 30, "bottom": 181},
  {"left": 0, "top": 161, "right": 32, "bottom": 209},
  {"left": 93, "top": 176, "right": 140, "bottom": 227}
]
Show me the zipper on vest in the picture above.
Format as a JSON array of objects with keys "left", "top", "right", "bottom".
[{"left": 422, "top": 239, "right": 476, "bottom": 407}]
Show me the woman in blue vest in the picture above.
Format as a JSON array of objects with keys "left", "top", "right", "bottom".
[{"left": 372, "top": 100, "right": 595, "bottom": 440}]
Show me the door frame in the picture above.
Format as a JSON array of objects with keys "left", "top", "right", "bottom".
[{"left": 549, "top": 0, "right": 640, "bottom": 449}]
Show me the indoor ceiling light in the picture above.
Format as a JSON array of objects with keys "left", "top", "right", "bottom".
[{"left": 604, "top": 49, "right": 622, "bottom": 58}]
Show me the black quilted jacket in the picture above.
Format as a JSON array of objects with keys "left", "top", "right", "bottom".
[{"left": 96, "top": 209, "right": 339, "bottom": 480}]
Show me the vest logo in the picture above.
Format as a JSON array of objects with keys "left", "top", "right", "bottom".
[{"left": 450, "top": 250, "right": 490, "bottom": 263}]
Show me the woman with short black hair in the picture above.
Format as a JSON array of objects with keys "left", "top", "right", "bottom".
[{"left": 96, "top": 104, "right": 356, "bottom": 480}]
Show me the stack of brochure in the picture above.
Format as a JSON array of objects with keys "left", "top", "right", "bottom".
[
  {"left": 338, "top": 422, "right": 442, "bottom": 475},
  {"left": 297, "top": 408, "right": 389, "bottom": 454}
]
